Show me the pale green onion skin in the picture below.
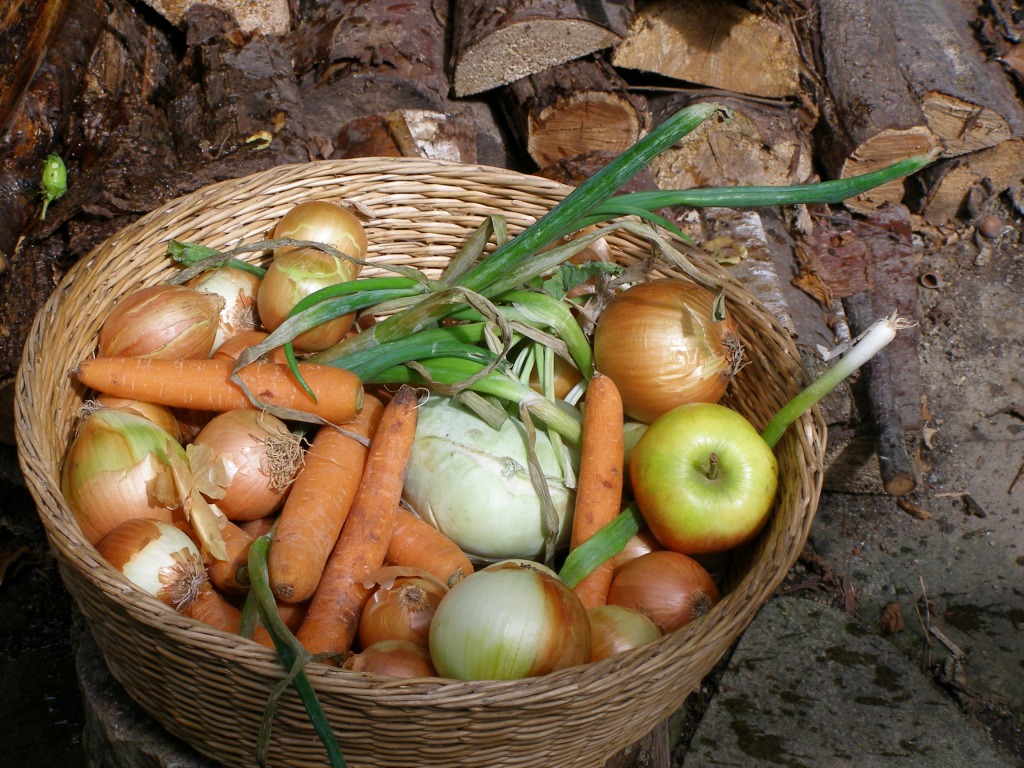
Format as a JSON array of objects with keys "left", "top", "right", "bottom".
[
  {"left": 61, "top": 408, "right": 186, "bottom": 544},
  {"left": 402, "top": 396, "right": 578, "bottom": 562},
  {"left": 428, "top": 560, "right": 591, "bottom": 680}
]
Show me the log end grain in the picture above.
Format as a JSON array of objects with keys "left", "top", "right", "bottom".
[
  {"left": 528, "top": 91, "right": 647, "bottom": 168},
  {"left": 139, "top": 0, "right": 291, "bottom": 36},
  {"left": 921, "top": 92, "right": 1013, "bottom": 157},
  {"left": 453, "top": 20, "right": 621, "bottom": 97},
  {"left": 840, "top": 127, "right": 937, "bottom": 214}
]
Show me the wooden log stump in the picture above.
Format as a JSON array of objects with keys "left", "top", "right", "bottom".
[
  {"left": 0, "top": 0, "right": 72, "bottom": 134},
  {"left": 501, "top": 56, "right": 650, "bottom": 168},
  {"left": 814, "top": 0, "right": 938, "bottom": 213},
  {"left": 451, "top": 0, "right": 633, "bottom": 97},
  {"left": 611, "top": 0, "right": 801, "bottom": 99}
]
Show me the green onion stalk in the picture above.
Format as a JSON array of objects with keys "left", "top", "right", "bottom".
[{"left": 558, "top": 313, "right": 910, "bottom": 588}]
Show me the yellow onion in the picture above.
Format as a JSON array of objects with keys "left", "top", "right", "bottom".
[
  {"left": 96, "top": 517, "right": 206, "bottom": 611},
  {"left": 593, "top": 279, "right": 742, "bottom": 423},
  {"left": 358, "top": 566, "right": 448, "bottom": 649},
  {"left": 97, "top": 283, "right": 224, "bottom": 359},
  {"left": 257, "top": 249, "right": 357, "bottom": 352},
  {"left": 190, "top": 410, "right": 301, "bottom": 521},
  {"left": 607, "top": 550, "right": 720, "bottom": 633},
  {"left": 186, "top": 267, "right": 262, "bottom": 352},
  {"left": 272, "top": 199, "right": 368, "bottom": 268},
  {"left": 429, "top": 560, "right": 590, "bottom": 680},
  {"left": 93, "top": 395, "right": 183, "bottom": 443},
  {"left": 608, "top": 527, "right": 662, "bottom": 575},
  {"left": 343, "top": 639, "right": 438, "bottom": 678},
  {"left": 61, "top": 407, "right": 187, "bottom": 544},
  {"left": 587, "top": 604, "right": 662, "bottom": 661}
]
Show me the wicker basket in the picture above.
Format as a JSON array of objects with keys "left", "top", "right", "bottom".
[{"left": 15, "top": 157, "right": 826, "bottom": 768}]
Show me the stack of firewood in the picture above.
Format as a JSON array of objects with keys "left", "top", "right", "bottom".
[{"left": 1, "top": 0, "right": 1022, "bottom": 488}]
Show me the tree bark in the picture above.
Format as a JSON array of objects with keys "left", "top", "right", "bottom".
[
  {"left": 611, "top": 0, "right": 801, "bottom": 99},
  {"left": 814, "top": 0, "right": 938, "bottom": 213},
  {"left": 451, "top": 0, "right": 633, "bottom": 96},
  {"left": 501, "top": 57, "right": 649, "bottom": 168}
]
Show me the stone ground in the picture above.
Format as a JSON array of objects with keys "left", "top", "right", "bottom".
[{"left": 0, "top": 203, "right": 1022, "bottom": 767}]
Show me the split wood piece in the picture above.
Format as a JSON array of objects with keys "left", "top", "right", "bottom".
[
  {"left": 887, "top": 0, "right": 1024, "bottom": 159},
  {"left": 814, "top": 0, "right": 938, "bottom": 213},
  {"left": 451, "top": 0, "right": 633, "bottom": 97},
  {"left": 907, "top": 138, "right": 1024, "bottom": 224},
  {"left": 500, "top": 57, "right": 650, "bottom": 168},
  {"left": 645, "top": 94, "right": 815, "bottom": 190},
  {"left": 838, "top": 205, "right": 921, "bottom": 497},
  {"left": 0, "top": 0, "right": 72, "bottom": 134},
  {"left": 289, "top": 0, "right": 486, "bottom": 164},
  {"left": 137, "top": 0, "right": 290, "bottom": 35},
  {"left": 611, "top": 0, "right": 801, "bottom": 99}
]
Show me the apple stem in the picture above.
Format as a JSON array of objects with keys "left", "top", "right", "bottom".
[
  {"left": 760, "top": 312, "right": 911, "bottom": 449},
  {"left": 706, "top": 452, "right": 719, "bottom": 480}
]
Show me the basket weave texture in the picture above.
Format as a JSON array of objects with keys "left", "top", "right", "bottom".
[{"left": 15, "top": 157, "right": 826, "bottom": 768}]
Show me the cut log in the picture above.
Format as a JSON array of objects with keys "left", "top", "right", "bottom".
[
  {"left": 289, "top": 0, "right": 492, "bottom": 164},
  {"left": 814, "top": 0, "right": 938, "bottom": 213},
  {"left": 887, "top": 0, "right": 1024, "bottom": 158},
  {"left": 0, "top": 0, "right": 72, "bottom": 133},
  {"left": 501, "top": 57, "right": 650, "bottom": 168},
  {"left": 645, "top": 94, "right": 815, "bottom": 190},
  {"left": 611, "top": 0, "right": 801, "bottom": 99},
  {"left": 451, "top": 0, "right": 633, "bottom": 97},
  {"left": 907, "top": 138, "right": 1024, "bottom": 224},
  {"left": 137, "top": 0, "right": 291, "bottom": 35}
]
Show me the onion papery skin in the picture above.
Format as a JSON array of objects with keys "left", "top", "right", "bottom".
[
  {"left": 272, "top": 200, "right": 368, "bottom": 269},
  {"left": 61, "top": 408, "right": 187, "bottom": 544},
  {"left": 257, "top": 249, "right": 357, "bottom": 352},
  {"left": 186, "top": 267, "right": 262, "bottom": 352},
  {"left": 402, "top": 397, "right": 579, "bottom": 562},
  {"left": 191, "top": 410, "right": 300, "bottom": 521},
  {"left": 358, "top": 571, "right": 448, "bottom": 649},
  {"left": 588, "top": 604, "right": 663, "bottom": 661},
  {"left": 608, "top": 527, "right": 662, "bottom": 575},
  {"left": 593, "top": 279, "right": 740, "bottom": 424},
  {"left": 96, "top": 518, "right": 206, "bottom": 611},
  {"left": 607, "top": 551, "right": 720, "bottom": 633},
  {"left": 344, "top": 639, "right": 438, "bottom": 679},
  {"left": 429, "top": 560, "right": 591, "bottom": 680},
  {"left": 97, "top": 284, "right": 223, "bottom": 360}
]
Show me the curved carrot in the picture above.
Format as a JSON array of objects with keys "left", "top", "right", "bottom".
[
  {"left": 388, "top": 507, "right": 473, "bottom": 588},
  {"left": 207, "top": 519, "right": 255, "bottom": 595},
  {"left": 269, "top": 395, "right": 385, "bottom": 603},
  {"left": 189, "top": 583, "right": 305, "bottom": 648},
  {"left": 296, "top": 386, "right": 419, "bottom": 658},
  {"left": 75, "top": 357, "right": 363, "bottom": 424},
  {"left": 569, "top": 373, "right": 625, "bottom": 609}
]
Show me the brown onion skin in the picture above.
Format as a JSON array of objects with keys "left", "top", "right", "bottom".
[
  {"left": 588, "top": 604, "right": 663, "bottom": 661},
  {"left": 607, "top": 550, "right": 720, "bottom": 633},
  {"left": 609, "top": 528, "right": 663, "bottom": 575},
  {"left": 344, "top": 639, "right": 438, "bottom": 678},
  {"left": 358, "top": 572, "right": 447, "bottom": 649},
  {"left": 272, "top": 200, "right": 368, "bottom": 267},
  {"left": 593, "top": 279, "right": 740, "bottom": 424},
  {"left": 98, "top": 284, "right": 223, "bottom": 359},
  {"left": 191, "top": 410, "right": 300, "bottom": 521}
]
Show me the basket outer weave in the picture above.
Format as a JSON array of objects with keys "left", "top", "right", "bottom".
[{"left": 15, "top": 157, "right": 826, "bottom": 768}]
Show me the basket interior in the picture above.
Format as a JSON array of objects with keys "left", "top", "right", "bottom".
[{"left": 15, "top": 156, "right": 827, "bottom": 768}]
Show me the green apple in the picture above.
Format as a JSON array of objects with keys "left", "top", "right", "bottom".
[{"left": 629, "top": 402, "right": 778, "bottom": 554}]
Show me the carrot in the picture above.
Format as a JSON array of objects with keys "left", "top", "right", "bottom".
[
  {"left": 296, "top": 385, "right": 419, "bottom": 657},
  {"left": 569, "top": 373, "right": 625, "bottom": 609},
  {"left": 388, "top": 507, "right": 474, "bottom": 588},
  {"left": 188, "top": 583, "right": 305, "bottom": 648},
  {"left": 238, "top": 515, "right": 277, "bottom": 539},
  {"left": 269, "top": 395, "right": 385, "bottom": 603},
  {"left": 207, "top": 520, "right": 255, "bottom": 595},
  {"left": 75, "top": 357, "right": 363, "bottom": 424},
  {"left": 213, "top": 330, "right": 289, "bottom": 365}
]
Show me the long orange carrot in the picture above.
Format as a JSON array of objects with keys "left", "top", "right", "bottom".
[
  {"left": 189, "top": 583, "right": 305, "bottom": 648},
  {"left": 207, "top": 520, "right": 255, "bottom": 595},
  {"left": 75, "top": 357, "right": 363, "bottom": 424},
  {"left": 269, "top": 395, "right": 385, "bottom": 603},
  {"left": 388, "top": 507, "right": 474, "bottom": 588},
  {"left": 569, "top": 373, "right": 625, "bottom": 609},
  {"left": 296, "top": 386, "right": 419, "bottom": 657}
]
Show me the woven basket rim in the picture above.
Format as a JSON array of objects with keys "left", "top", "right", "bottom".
[{"left": 14, "top": 155, "right": 827, "bottom": 767}]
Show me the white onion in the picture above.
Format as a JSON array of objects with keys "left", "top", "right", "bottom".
[{"left": 186, "top": 267, "right": 262, "bottom": 352}]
